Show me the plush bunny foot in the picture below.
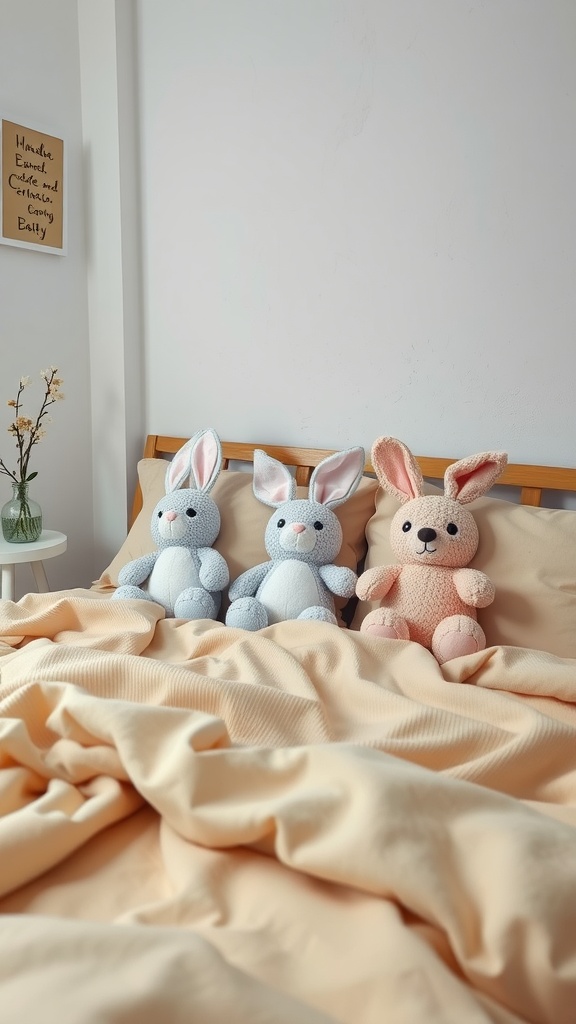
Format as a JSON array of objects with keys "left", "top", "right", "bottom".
[
  {"left": 432, "top": 615, "right": 486, "bottom": 665},
  {"left": 174, "top": 588, "right": 218, "bottom": 620},
  {"left": 112, "top": 585, "right": 154, "bottom": 603},
  {"left": 298, "top": 606, "right": 338, "bottom": 625},
  {"left": 360, "top": 609, "right": 410, "bottom": 641},
  {"left": 225, "top": 597, "right": 269, "bottom": 631}
]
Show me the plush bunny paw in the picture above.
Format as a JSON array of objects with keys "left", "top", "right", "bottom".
[
  {"left": 113, "top": 585, "right": 154, "bottom": 603},
  {"left": 174, "top": 588, "right": 218, "bottom": 621},
  {"left": 297, "top": 606, "right": 338, "bottom": 624},
  {"left": 360, "top": 609, "right": 410, "bottom": 641},
  {"left": 432, "top": 615, "right": 486, "bottom": 664},
  {"left": 225, "top": 597, "right": 269, "bottom": 631}
]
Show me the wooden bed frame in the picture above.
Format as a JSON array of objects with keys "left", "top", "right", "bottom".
[{"left": 131, "top": 433, "right": 576, "bottom": 526}]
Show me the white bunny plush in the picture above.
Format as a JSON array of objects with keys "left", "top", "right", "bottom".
[
  {"left": 356, "top": 437, "right": 508, "bottom": 664},
  {"left": 225, "top": 446, "right": 366, "bottom": 630},
  {"left": 113, "top": 428, "right": 229, "bottom": 619}
]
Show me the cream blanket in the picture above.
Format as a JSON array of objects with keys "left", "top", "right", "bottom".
[{"left": 1, "top": 590, "right": 576, "bottom": 1024}]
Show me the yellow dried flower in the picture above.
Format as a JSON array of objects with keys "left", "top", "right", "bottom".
[
  {"left": 14, "top": 417, "right": 33, "bottom": 431},
  {"left": 0, "top": 368, "right": 65, "bottom": 488}
]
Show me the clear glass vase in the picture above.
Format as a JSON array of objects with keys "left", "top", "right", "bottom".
[{"left": 1, "top": 481, "right": 43, "bottom": 543}]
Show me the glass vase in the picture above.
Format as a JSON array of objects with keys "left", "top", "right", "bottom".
[{"left": 1, "top": 481, "right": 43, "bottom": 543}]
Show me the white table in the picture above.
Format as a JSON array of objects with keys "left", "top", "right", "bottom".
[{"left": 0, "top": 530, "right": 67, "bottom": 601}]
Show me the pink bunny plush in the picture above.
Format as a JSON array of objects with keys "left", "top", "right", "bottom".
[{"left": 356, "top": 437, "right": 508, "bottom": 664}]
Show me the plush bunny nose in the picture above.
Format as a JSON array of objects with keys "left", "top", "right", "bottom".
[
  {"left": 292, "top": 523, "right": 306, "bottom": 534},
  {"left": 417, "top": 527, "right": 437, "bottom": 543},
  {"left": 165, "top": 511, "right": 178, "bottom": 522}
]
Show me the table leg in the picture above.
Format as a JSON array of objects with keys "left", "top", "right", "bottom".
[
  {"left": 1, "top": 564, "right": 15, "bottom": 601},
  {"left": 31, "top": 560, "right": 50, "bottom": 593}
]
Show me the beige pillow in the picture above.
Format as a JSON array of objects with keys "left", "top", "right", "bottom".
[
  {"left": 94, "top": 459, "right": 378, "bottom": 624},
  {"left": 352, "top": 485, "right": 576, "bottom": 658}
]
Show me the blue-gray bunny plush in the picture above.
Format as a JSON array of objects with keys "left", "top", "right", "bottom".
[
  {"left": 225, "top": 445, "right": 365, "bottom": 630},
  {"left": 112, "top": 428, "right": 229, "bottom": 619}
]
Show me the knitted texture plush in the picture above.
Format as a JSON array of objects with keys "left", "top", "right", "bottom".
[
  {"left": 225, "top": 445, "right": 366, "bottom": 630},
  {"left": 112, "top": 428, "right": 229, "bottom": 619},
  {"left": 356, "top": 436, "right": 508, "bottom": 664}
]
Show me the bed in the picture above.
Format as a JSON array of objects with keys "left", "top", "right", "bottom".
[{"left": 2, "top": 432, "right": 576, "bottom": 1024}]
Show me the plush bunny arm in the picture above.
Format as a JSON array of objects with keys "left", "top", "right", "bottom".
[
  {"left": 228, "top": 563, "right": 271, "bottom": 601},
  {"left": 453, "top": 568, "right": 495, "bottom": 608},
  {"left": 356, "top": 564, "right": 401, "bottom": 601},
  {"left": 319, "top": 564, "right": 357, "bottom": 598},
  {"left": 197, "top": 548, "right": 230, "bottom": 592},
  {"left": 117, "top": 552, "right": 159, "bottom": 588}
]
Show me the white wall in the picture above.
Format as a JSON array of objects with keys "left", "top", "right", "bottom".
[
  {"left": 1, "top": 2, "right": 575, "bottom": 601},
  {"left": 136, "top": 0, "right": 576, "bottom": 465},
  {"left": 78, "top": 0, "right": 144, "bottom": 577},
  {"left": 0, "top": 0, "right": 94, "bottom": 597}
]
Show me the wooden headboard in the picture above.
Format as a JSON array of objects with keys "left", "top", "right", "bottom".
[{"left": 131, "top": 433, "right": 576, "bottom": 526}]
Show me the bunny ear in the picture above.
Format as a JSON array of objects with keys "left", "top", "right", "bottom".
[
  {"left": 165, "top": 428, "right": 222, "bottom": 494},
  {"left": 165, "top": 442, "right": 193, "bottom": 493},
  {"left": 253, "top": 449, "right": 296, "bottom": 507},
  {"left": 189, "top": 428, "right": 223, "bottom": 493},
  {"left": 309, "top": 446, "right": 365, "bottom": 508},
  {"left": 370, "top": 437, "right": 424, "bottom": 503},
  {"left": 444, "top": 451, "right": 508, "bottom": 503}
]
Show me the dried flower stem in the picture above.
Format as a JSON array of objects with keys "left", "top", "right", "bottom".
[
  {"left": 1, "top": 368, "right": 64, "bottom": 542},
  {"left": 0, "top": 367, "right": 64, "bottom": 486}
]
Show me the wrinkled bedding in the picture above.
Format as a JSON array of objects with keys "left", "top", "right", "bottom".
[{"left": 1, "top": 590, "right": 576, "bottom": 1023}]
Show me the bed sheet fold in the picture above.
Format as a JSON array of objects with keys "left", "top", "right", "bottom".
[{"left": 1, "top": 590, "right": 576, "bottom": 1024}]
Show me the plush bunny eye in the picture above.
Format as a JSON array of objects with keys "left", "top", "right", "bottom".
[
  {"left": 402, "top": 521, "right": 412, "bottom": 533},
  {"left": 186, "top": 508, "right": 197, "bottom": 518},
  {"left": 314, "top": 521, "right": 323, "bottom": 531},
  {"left": 446, "top": 522, "right": 458, "bottom": 535},
  {"left": 157, "top": 511, "right": 163, "bottom": 518},
  {"left": 277, "top": 518, "right": 286, "bottom": 528}
]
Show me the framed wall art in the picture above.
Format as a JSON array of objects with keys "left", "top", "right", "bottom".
[{"left": 0, "top": 117, "right": 66, "bottom": 255}]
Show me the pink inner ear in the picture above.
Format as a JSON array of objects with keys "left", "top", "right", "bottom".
[
  {"left": 313, "top": 477, "right": 346, "bottom": 505},
  {"left": 258, "top": 464, "right": 293, "bottom": 504},
  {"left": 253, "top": 452, "right": 295, "bottom": 504},
  {"left": 373, "top": 438, "right": 422, "bottom": 502},
  {"left": 446, "top": 465, "right": 492, "bottom": 502},
  {"left": 445, "top": 452, "right": 507, "bottom": 503},
  {"left": 168, "top": 451, "right": 190, "bottom": 489},
  {"left": 388, "top": 452, "right": 421, "bottom": 500},
  {"left": 191, "top": 434, "right": 218, "bottom": 490},
  {"left": 445, "top": 467, "right": 478, "bottom": 501},
  {"left": 311, "top": 451, "right": 360, "bottom": 505},
  {"left": 266, "top": 482, "right": 293, "bottom": 503}
]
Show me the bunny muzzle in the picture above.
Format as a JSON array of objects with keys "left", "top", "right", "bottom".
[
  {"left": 278, "top": 521, "right": 319, "bottom": 554},
  {"left": 264, "top": 501, "right": 343, "bottom": 564},
  {"left": 390, "top": 496, "right": 480, "bottom": 568},
  {"left": 415, "top": 527, "right": 439, "bottom": 555},
  {"left": 157, "top": 508, "right": 193, "bottom": 542}
]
